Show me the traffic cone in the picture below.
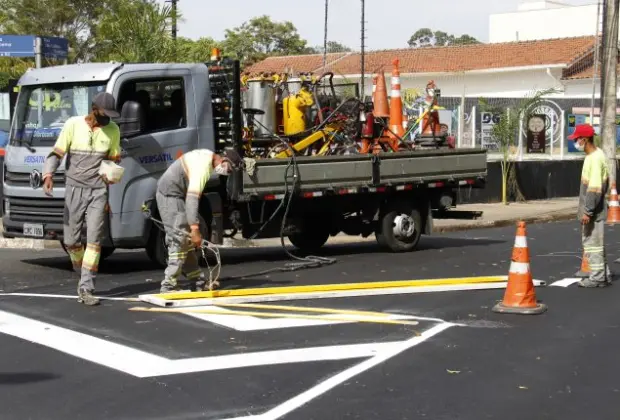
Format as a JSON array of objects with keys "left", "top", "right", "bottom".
[
  {"left": 575, "top": 251, "right": 590, "bottom": 277},
  {"left": 492, "top": 221, "right": 547, "bottom": 315},
  {"left": 607, "top": 182, "right": 620, "bottom": 224},
  {"left": 373, "top": 71, "right": 390, "bottom": 118},
  {"left": 388, "top": 58, "right": 405, "bottom": 139}
]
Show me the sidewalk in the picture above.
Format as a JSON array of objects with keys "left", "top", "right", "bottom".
[{"left": 0, "top": 197, "right": 578, "bottom": 250}]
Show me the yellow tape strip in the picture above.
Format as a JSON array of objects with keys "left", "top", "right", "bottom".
[
  {"left": 129, "top": 306, "right": 420, "bottom": 329},
  {"left": 148, "top": 276, "right": 507, "bottom": 301},
  {"left": 217, "top": 302, "right": 395, "bottom": 318}
]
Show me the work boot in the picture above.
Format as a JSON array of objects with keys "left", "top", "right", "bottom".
[
  {"left": 77, "top": 288, "right": 100, "bottom": 306},
  {"left": 192, "top": 279, "right": 220, "bottom": 292},
  {"left": 160, "top": 279, "right": 180, "bottom": 293},
  {"left": 578, "top": 279, "right": 610, "bottom": 288}
]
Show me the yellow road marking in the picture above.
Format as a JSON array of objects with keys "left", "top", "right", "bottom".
[
  {"left": 129, "top": 306, "right": 421, "bottom": 330},
  {"left": 149, "top": 276, "right": 507, "bottom": 301}
]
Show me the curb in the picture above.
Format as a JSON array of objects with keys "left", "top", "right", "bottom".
[
  {"left": 0, "top": 210, "right": 578, "bottom": 250},
  {"left": 433, "top": 210, "right": 577, "bottom": 233}
]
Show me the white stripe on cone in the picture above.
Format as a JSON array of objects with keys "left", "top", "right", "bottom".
[
  {"left": 609, "top": 201, "right": 620, "bottom": 206},
  {"left": 514, "top": 236, "right": 528, "bottom": 248},
  {"left": 391, "top": 90, "right": 401, "bottom": 97},
  {"left": 509, "top": 261, "right": 530, "bottom": 274},
  {"left": 391, "top": 77, "right": 400, "bottom": 85}
]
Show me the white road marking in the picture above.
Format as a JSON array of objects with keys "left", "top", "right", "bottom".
[
  {"left": 219, "top": 323, "right": 455, "bottom": 420},
  {"left": 0, "top": 309, "right": 417, "bottom": 378},
  {"left": 0, "top": 292, "right": 139, "bottom": 301},
  {"left": 549, "top": 278, "right": 582, "bottom": 287},
  {"left": 181, "top": 306, "right": 421, "bottom": 331}
]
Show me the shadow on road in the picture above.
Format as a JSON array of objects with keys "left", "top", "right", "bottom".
[
  {"left": 0, "top": 372, "right": 60, "bottom": 385},
  {"left": 19, "top": 236, "right": 505, "bottom": 274}
]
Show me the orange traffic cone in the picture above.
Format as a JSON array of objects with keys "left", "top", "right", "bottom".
[
  {"left": 373, "top": 71, "right": 390, "bottom": 118},
  {"left": 575, "top": 251, "right": 590, "bottom": 278},
  {"left": 492, "top": 221, "right": 547, "bottom": 315},
  {"left": 607, "top": 182, "right": 620, "bottom": 224},
  {"left": 388, "top": 58, "right": 405, "bottom": 139}
]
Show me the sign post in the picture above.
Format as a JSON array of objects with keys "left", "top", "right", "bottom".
[{"left": 0, "top": 34, "right": 68, "bottom": 68}]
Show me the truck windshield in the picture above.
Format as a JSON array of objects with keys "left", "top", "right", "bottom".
[{"left": 10, "top": 82, "right": 107, "bottom": 147}]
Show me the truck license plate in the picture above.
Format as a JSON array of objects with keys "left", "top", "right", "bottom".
[{"left": 23, "top": 223, "right": 44, "bottom": 238}]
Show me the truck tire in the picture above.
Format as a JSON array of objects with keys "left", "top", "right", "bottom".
[
  {"left": 288, "top": 228, "right": 330, "bottom": 253},
  {"left": 145, "top": 214, "right": 212, "bottom": 268},
  {"left": 375, "top": 207, "right": 422, "bottom": 252},
  {"left": 59, "top": 242, "right": 115, "bottom": 261}
]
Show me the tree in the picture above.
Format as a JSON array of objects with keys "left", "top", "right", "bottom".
[
  {"left": 408, "top": 28, "right": 481, "bottom": 48},
  {"left": 309, "top": 41, "right": 352, "bottom": 54},
  {"left": 222, "top": 15, "right": 309, "bottom": 65},
  {"left": 95, "top": 0, "right": 176, "bottom": 63},
  {"left": 177, "top": 37, "right": 221, "bottom": 62},
  {"left": 479, "top": 88, "right": 558, "bottom": 205},
  {"left": 0, "top": 0, "right": 113, "bottom": 62}
]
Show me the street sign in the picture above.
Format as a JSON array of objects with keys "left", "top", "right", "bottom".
[
  {"left": 41, "top": 36, "right": 68, "bottom": 60},
  {"left": 0, "top": 35, "right": 36, "bottom": 57}
]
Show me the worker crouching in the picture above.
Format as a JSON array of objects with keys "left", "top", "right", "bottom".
[{"left": 156, "top": 149, "right": 240, "bottom": 293}]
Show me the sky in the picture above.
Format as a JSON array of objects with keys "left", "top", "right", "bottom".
[{"left": 156, "top": 0, "right": 596, "bottom": 51}]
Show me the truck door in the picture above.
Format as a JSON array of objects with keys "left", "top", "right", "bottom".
[{"left": 108, "top": 69, "right": 196, "bottom": 246}]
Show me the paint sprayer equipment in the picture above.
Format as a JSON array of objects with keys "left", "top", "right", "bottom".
[{"left": 140, "top": 202, "right": 222, "bottom": 291}]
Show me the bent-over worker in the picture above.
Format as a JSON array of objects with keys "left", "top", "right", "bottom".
[
  {"left": 42, "top": 92, "right": 122, "bottom": 305},
  {"left": 569, "top": 123, "right": 613, "bottom": 287},
  {"left": 155, "top": 148, "right": 240, "bottom": 293}
]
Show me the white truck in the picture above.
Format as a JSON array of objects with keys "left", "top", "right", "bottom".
[{"left": 1, "top": 58, "right": 487, "bottom": 266}]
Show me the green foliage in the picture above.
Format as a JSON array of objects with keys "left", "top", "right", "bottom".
[
  {"left": 222, "top": 15, "right": 310, "bottom": 65},
  {"left": 95, "top": 0, "right": 176, "bottom": 63},
  {"left": 408, "top": 28, "right": 481, "bottom": 48},
  {"left": 308, "top": 41, "right": 353, "bottom": 54}
]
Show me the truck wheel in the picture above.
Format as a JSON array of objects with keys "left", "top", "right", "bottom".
[
  {"left": 59, "top": 242, "right": 115, "bottom": 261},
  {"left": 288, "top": 229, "right": 330, "bottom": 253},
  {"left": 375, "top": 207, "right": 422, "bottom": 252},
  {"left": 145, "top": 214, "right": 213, "bottom": 268}
]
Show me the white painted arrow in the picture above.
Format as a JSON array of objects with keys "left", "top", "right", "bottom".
[{"left": 181, "top": 306, "right": 420, "bottom": 331}]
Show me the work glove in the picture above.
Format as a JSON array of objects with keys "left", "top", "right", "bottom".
[{"left": 189, "top": 227, "right": 203, "bottom": 249}]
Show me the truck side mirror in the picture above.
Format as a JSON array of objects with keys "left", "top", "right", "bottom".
[{"left": 117, "top": 100, "right": 143, "bottom": 138}]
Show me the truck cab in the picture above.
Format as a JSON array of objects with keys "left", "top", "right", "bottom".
[{"left": 2, "top": 61, "right": 227, "bottom": 261}]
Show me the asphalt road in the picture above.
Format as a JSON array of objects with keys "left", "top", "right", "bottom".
[{"left": 1, "top": 220, "right": 620, "bottom": 420}]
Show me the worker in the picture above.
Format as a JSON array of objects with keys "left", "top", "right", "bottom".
[
  {"left": 42, "top": 92, "right": 122, "bottom": 306},
  {"left": 569, "top": 123, "right": 613, "bottom": 287},
  {"left": 155, "top": 148, "right": 242, "bottom": 293}
]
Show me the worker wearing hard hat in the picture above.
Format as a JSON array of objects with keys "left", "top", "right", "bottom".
[
  {"left": 569, "top": 123, "right": 613, "bottom": 287},
  {"left": 42, "top": 92, "right": 122, "bottom": 306},
  {"left": 155, "top": 148, "right": 241, "bottom": 293}
]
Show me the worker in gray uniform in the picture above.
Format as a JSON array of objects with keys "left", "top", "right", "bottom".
[
  {"left": 155, "top": 148, "right": 241, "bottom": 293},
  {"left": 42, "top": 92, "right": 122, "bottom": 306}
]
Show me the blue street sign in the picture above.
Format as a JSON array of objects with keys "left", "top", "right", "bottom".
[
  {"left": 0, "top": 35, "right": 36, "bottom": 57},
  {"left": 41, "top": 36, "right": 68, "bottom": 60}
]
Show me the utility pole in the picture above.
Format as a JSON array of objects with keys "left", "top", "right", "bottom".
[
  {"left": 600, "top": 0, "right": 619, "bottom": 185},
  {"left": 360, "top": 0, "right": 365, "bottom": 100},
  {"left": 323, "top": 0, "right": 328, "bottom": 73},
  {"left": 171, "top": 0, "right": 178, "bottom": 41}
]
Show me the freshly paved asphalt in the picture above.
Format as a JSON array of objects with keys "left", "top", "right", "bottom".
[{"left": 1, "top": 220, "right": 620, "bottom": 419}]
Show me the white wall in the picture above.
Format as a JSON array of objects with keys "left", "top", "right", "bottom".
[
  {"left": 490, "top": 4, "right": 600, "bottom": 43},
  {"left": 344, "top": 67, "right": 605, "bottom": 100}
]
